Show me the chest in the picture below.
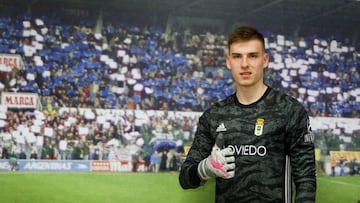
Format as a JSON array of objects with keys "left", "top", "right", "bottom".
[{"left": 209, "top": 110, "right": 288, "bottom": 148}]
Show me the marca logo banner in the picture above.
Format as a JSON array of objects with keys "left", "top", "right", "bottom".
[{"left": 1, "top": 92, "right": 39, "bottom": 109}]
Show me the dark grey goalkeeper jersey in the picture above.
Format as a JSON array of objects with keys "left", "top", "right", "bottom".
[{"left": 179, "top": 87, "right": 316, "bottom": 203}]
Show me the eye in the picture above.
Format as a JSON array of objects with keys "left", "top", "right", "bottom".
[
  {"left": 249, "top": 53, "right": 258, "bottom": 58},
  {"left": 232, "top": 54, "right": 241, "bottom": 59}
]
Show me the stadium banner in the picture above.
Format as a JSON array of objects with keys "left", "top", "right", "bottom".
[
  {"left": 1, "top": 92, "right": 41, "bottom": 109},
  {"left": 0, "top": 53, "right": 25, "bottom": 70},
  {"left": 329, "top": 150, "right": 360, "bottom": 161},
  {"left": 91, "top": 160, "right": 111, "bottom": 172},
  {"left": 0, "top": 159, "right": 147, "bottom": 172},
  {"left": 16, "top": 160, "right": 91, "bottom": 172},
  {"left": 0, "top": 160, "right": 12, "bottom": 171},
  {"left": 91, "top": 160, "right": 145, "bottom": 172}
]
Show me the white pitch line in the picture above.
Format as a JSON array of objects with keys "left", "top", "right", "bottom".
[{"left": 317, "top": 177, "right": 360, "bottom": 188}]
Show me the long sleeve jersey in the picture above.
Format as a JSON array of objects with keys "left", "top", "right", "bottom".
[{"left": 179, "top": 87, "right": 316, "bottom": 203}]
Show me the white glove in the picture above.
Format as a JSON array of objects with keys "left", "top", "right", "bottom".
[{"left": 197, "top": 134, "right": 235, "bottom": 180}]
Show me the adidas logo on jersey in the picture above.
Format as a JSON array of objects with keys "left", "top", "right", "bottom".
[
  {"left": 304, "top": 120, "right": 314, "bottom": 144},
  {"left": 216, "top": 123, "right": 227, "bottom": 132},
  {"left": 303, "top": 133, "right": 314, "bottom": 144}
]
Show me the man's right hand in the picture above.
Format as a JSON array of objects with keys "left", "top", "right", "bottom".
[{"left": 197, "top": 134, "right": 235, "bottom": 180}]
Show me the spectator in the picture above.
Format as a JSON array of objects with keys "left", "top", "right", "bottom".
[
  {"left": 339, "top": 158, "right": 345, "bottom": 176},
  {"left": 349, "top": 158, "right": 357, "bottom": 176},
  {"left": 331, "top": 159, "right": 337, "bottom": 176},
  {"left": 150, "top": 151, "right": 159, "bottom": 173}
]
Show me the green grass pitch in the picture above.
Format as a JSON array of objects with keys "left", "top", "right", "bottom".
[{"left": 0, "top": 172, "right": 359, "bottom": 203}]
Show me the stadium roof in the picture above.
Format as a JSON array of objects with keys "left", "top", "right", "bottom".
[{"left": 3, "top": 0, "right": 360, "bottom": 38}]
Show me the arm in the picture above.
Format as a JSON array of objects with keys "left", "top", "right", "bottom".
[
  {"left": 179, "top": 107, "right": 236, "bottom": 189},
  {"left": 179, "top": 114, "right": 214, "bottom": 189},
  {"left": 287, "top": 107, "right": 316, "bottom": 203}
]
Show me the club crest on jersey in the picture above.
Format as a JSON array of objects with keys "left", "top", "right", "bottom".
[{"left": 254, "top": 118, "right": 264, "bottom": 136}]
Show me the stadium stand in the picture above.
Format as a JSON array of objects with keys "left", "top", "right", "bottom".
[
  {"left": 0, "top": 6, "right": 358, "bottom": 115},
  {"left": 0, "top": 3, "right": 359, "bottom": 164}
]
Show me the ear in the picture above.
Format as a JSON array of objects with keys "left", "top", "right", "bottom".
[
  {"left": 263, "top": 53, "right": 269, "bottom": 69},
  {"left": 226, "top": 55, "right": 231, "bottom": 70}
]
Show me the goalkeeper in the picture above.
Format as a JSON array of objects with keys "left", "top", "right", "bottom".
[{"left": 179, "top": 26, "right": 316, "bottom": 203}]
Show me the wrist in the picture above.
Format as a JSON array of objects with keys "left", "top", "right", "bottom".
[{"left": 197, "top": 158, "right": 212, "bottom": 180}]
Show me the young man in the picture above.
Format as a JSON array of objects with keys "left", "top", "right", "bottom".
[{"left": 179, "top": 26, "right": 316, "bottom": 203}]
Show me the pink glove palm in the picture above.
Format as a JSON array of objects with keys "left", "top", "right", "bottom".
[{"left": 198, "top": 134, "right": 235, "bottom": 180}]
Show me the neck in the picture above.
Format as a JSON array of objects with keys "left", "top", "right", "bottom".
[{"left": 235, "top": 83, "right": 268, "bottom": 105}]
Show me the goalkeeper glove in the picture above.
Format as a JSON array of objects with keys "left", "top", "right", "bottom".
[{"left": 197, "top": 134, "right": 235, "bottom": 180}]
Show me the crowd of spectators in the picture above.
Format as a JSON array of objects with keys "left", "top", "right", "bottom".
[
  {"left": 0, "top": 7, "right": 358, "bottom": 116},
  {"left": 0, "top": 107, "right": 198, "bottom": 161},
  {"left": 0, "top": 5, "right": 359, "bottom": 161}
]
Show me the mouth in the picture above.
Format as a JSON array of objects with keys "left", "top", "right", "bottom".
[{"left": 240, "top": 72, "right": 252, "bottom": 76}]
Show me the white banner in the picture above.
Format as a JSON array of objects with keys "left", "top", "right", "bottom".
[
  {"left": 0, "top": 54, "right": 24, "bottom": 70},
  {"left": 1, "top": 92, "right": 40, "bottom": 109}
]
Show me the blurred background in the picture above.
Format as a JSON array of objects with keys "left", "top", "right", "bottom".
[{"left": 0, "top": 0, "right": 359, "bottom": 176}]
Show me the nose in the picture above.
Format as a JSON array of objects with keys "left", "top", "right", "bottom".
[{"left": 241, "top": 56, "right": 249, "bottom": 68}]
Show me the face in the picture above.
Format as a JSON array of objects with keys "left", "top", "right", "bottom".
[{"left": 226, "top": 39, "right": 269, "bottom": 88}]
